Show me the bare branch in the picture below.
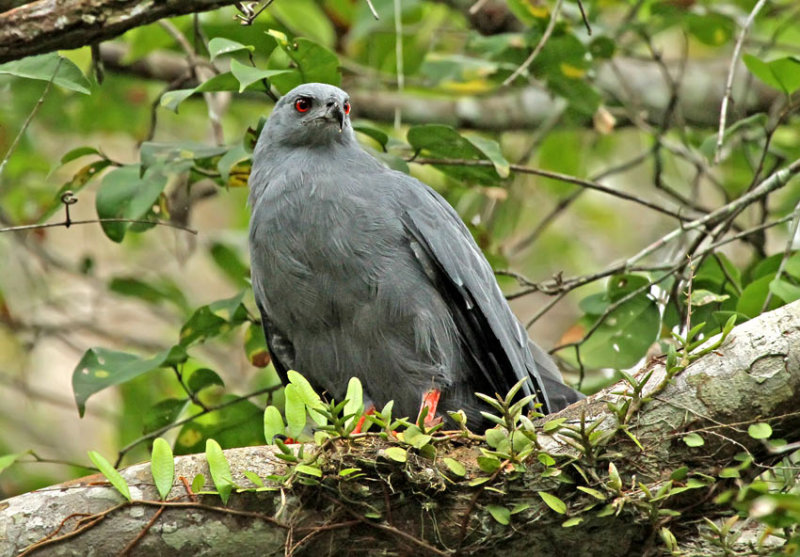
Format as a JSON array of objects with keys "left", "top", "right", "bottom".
[
  {"left": 0, "top": 0, "right": 244, "bottom": 64},
  {"left": 502, "top": 0, "right": 564, "bottom": 86},
  {"left": 714, "top": 0, "right": 769, "bottom": 164}
]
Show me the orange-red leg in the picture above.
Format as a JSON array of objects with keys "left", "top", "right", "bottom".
[
  {"left": 352, "top": 405, "right": 376, "bottom": 434},
  {"left": 418, "top": 388, "right": 442, "bottom": 428}
]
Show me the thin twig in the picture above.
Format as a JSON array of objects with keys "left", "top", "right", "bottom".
[
  {"left": 503, "top": 0, "right": 564, "bottom": 86},
  {"left": 0, "top": 218, "right": 197, "bottom": 235},
  {"left": 410, "top": 157, "right": 691, "bottom": 222},
  {"left": 119, "top": 505, "right": 164, "bottom": 556},
  {"left": 714, "top": 0, "right": 769, "bottom": 164},
  {"left": 365, "top": 0, "right": 380, "bottom": 19},
  {"left": 114, "top": 384, "right": 281, "bottom": 466},
  {"left": 525, "top": 214, "right": 793, "bottom": 327},
  {"left": 576, "top": 0, "right": 592, "bottom": 35},
  {"left": 393, "top": 0, "right": 404, "bottom": 128},
  {"left": 509, "top": 148, "right": 655, "bottom": 255},
  {"left": 624, "top": 157, "right": 800, "bottom": 269},
  {"left": 468, "top": 0, "right": 491, "bottom": 15},
  {"left": 761, "top": 198, "right": 800, "bottom": 312},
  {"left": 0, "top": 59, "right": 62, "bottom": 180}
]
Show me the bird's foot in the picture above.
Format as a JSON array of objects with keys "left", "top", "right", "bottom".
[
  {"left": 352, "top": 404, "right": 376, "bottom": 434},
  {"left": 418, "top": 388, "right": 442, "bottom": 429}
]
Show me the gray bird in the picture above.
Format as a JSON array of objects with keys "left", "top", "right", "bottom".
[{"left": 248, "top": 83, "right": 582, "bottom": 428}]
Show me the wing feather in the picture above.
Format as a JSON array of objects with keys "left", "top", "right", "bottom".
[{"left": 399, "top": 181, "right": 555, "bottom": 413}]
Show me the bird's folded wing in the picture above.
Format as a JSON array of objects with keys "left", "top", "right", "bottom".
[{"left": 398, "top": 178, "right": 554, "bottom": 413}]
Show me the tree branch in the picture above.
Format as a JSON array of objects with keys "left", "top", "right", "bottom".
[
  {"left": 0, "top": 0, "right": 242, "bottom": 64},
  {"left": 1, "top": 301, "right": 798, "bottom": 556}
]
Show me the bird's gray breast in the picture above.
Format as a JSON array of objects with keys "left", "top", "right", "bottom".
[{"left": 250, "top": 168, "right": 405, "bottom": 333}]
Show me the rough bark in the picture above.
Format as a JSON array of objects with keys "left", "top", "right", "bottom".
[
  {"left": 1, "top": 301, "right": 798, "bottom": 556},
  {"left": 0, "top": 0, "right": 241, "bottom": 64}
]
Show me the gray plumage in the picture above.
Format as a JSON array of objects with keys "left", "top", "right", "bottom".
[{"left": 248, "top": 83, "right": 582, "bottom": 427}]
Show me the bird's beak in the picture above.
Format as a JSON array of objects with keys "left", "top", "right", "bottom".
[{"left": 325, "top": 103, "right": 345, "bottom": 132}]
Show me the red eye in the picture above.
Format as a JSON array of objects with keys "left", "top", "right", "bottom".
[
  {"left": 343, "top": 102, "right": 351, "bottom": 115},
  {"left": 295, "top": 98, "right": 311, "bottom": 112}
]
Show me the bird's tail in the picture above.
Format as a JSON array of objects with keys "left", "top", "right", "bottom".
[{"left": 527, "top": 340, "right": 585, "bottom": 414}]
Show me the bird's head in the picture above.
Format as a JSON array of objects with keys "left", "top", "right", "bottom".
[{"left": 261, "top": 83, "right": 355, "bottom": 148}]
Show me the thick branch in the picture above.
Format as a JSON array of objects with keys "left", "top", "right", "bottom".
[
  {"left": 0, "top": 0, "right": 240, "bottom": 64},
  {"left": 1, "top": 301, "right": 798, "bottom": 555}
]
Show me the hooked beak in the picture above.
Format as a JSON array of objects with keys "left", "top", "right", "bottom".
[{"left": 325, "top": 102, "right": 345, "bottom": 132}]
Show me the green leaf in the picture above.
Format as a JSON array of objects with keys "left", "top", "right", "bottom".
[
  {"left": 179, "top": 293, "right": 248, "bottom": 347},
  {"left": 563, "top": 274, "right": 660, "bottom": 370},
  {"left": 477, "top": 455, "right": 502, "bottom": 473},
  {"left": 589, "top": 36, "right": 616, "bottom": 59},
  {"left": 174, "top": 396, "right": 263, "bottom": 455},
  {"left": 195, "top": 72, "right": 241, "bottom": 93},
  {"left": 229, "top": 59, "right": 291, "bottom": 93},
  {"left": 217, "top": 143, "right": 250, "bottom": 187},
  {"left": 442, "top": 457, "right": 466, "bottom": 477},
  {"left": 72, "top": 347, "right": 175, "bottom": 417},
  {"left": 683, "top": 433, "right": 705, "bottom": 447},
  {"left": 748, "top": 423, "right": 772, "bottom": 440},
  {"left": 60, "top": 146, "right": 101, "bottom": 164},
  {"left": 339, "top": 467, "right": 362, "bottom": 477},
  {"left": 109, "top": 276, "right": 188, "bottom": 311},
  {"left": 244, "top": 470, "right": 264, "bottom": 487},
  {"left": 210, "top": 242, "right": 250, "bottom": 287},
  {"left": 743, "top": 54, "right": 800, "bottom": 95},
  {"left": 343, "top": 377, "right": 364, "bottom": 429},
  {"left": 607, "top": 462, "right": 622, "bottom": 491},
  {"left": 562, "top": 517, "right": 583, "bottom": 527},
  {"left": 737, "top": 275, "right": 784, "bottom": 318},
  {"left": 485, "top": 428, "right": 510, "bottom": 452},
  {"left": 463, "top": 134, "right": 510, "bottom": 178},
  {"left": 95, "top": 165, "right": 168, "bottom": 242},
  {"left": 283, "top": 383, "right": 307, "bottom": 439},
  {"left": 577, "top": 486, "right": 606, "bottom": 500},
  {"left": 407, "top": 124, "right": 501, "bottom": 184},
  {"left": 286, "top": 370, "right": 326, "bottom": 425},
  {"left": 538, "top": 491, "right": 567, "bottom": 514},
  {"left": 208, "top": 37, "right": 255, "bottom": 60},
  {"left": 384, "top": 447, "right": 407, "bottom": 463},
  {"left": 700, "top": 113, "right": 767, "bottom": 160},
  {"left": 542, "top": 418, "right": 566, "bottom": 433},
  {"left": 244, "top": 322, "right": 271, "bottom": 368},
  {"left": 486, "top": 504, "right": 511, "bottom": 525},
  {"left": 690, "top": 289, "right": 730, "bottom": 307},
  {"left": 295, "top": 464, "right": 322, "bottom": 477},
  {"left": 274, "top": 37, "right": 341, "bottom": 88},
  {"left": 404, "top": 425, "right": 433, "bottom": 449},
  {"left": 0, "top": 452, "right": 27, "bottom": 476},
  {"left": 270, "top": 0, "right": 336, "bottom": 48},
  {"left": 263, "top": 405, "right": 285, "bottom": 444},
  {"left": 353, "top": 125, "right": 389, "bottom": 150},
  {"left": 150, "top": 438, "right": 174, "bottom": 501},
  {"left": 160, "top": 89, "right": 195, "bottom": 112},
  {"left": 538, "top": 452, "right": 556, "bottom": 467},
  {"left": 87, "top": 451, "right": 131, "bottom": 501},
  {"left": 670, "top": 467, "right": 689, "bottom": 481},
  {"left": 143, "top": 398, "right": 188, "bottom": 435},
  {"left": 186, "top": 368, "right": 224, "bottom": 394},
  {"left": 191, "top": 474, "right": 205, "bottom": 493},
  {"left": 0, "top": 52, "right": 91, "bottom": 94},
  {"left": 770, "top": 279, "right": 800, "bottom": 303},
  {"left": 205, "top": 439, "right": 234, "bottom": 504},
  {"left": 719, "top": 467, "right": 740, "bottom": 479},
  {"left": 686, "top": 12, "right": 734, "bottom": 46}
]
